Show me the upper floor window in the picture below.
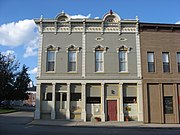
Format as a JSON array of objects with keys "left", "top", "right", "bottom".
[
  {"left": 147, "top": 52, "right": 155, "bottom": 72},
  {"left": 177, "top": 52, "right": 180, "bottom": 72},
  {"left": 95, "top": 50, "right": 104, "bottom": 72},
  {"left": 162, "top": 52, "right": 170, "bottom": 72},
  {"left": 119, "top": 50, "right": 127, "bottom": 72},
  {"left": 68, "top": 51, "right": 77, "bottom": 72},
  {"left": 47, "top": 50, "right": 55, "bottom": 71},
  {"left": 67, "top": 45, "right": 80, "bottom": 72}
]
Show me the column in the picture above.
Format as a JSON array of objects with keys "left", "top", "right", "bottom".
[
  {"left": 51, "top": 83, "right": 56, "bottom": 119},
  {"left": 119, "top": 83, "right": 124, "bottom": 121},
  {"left": 159, "top": 83, "right": 164, "bottom": 123},
  {"left": 81, "top": 83, "right": 86, "bottom": 122},
  {"left": 101, "top": 83, "right": 105, "bottom": 122},
  {"left": 174, "top": 84, "right": 179, "bottom": 123},
  {"left": 137, "top": 82, "right": 143, "bottom": 121},
  {"left": 66, "top": 83, "right": 70, "bottom": 119},
  {"left": 34, "top": 83, "right": 41, "bottom": 119}
]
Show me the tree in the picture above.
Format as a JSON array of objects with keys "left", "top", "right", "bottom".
[
  {"left": 0, "top": 52, "right": 31, "bottom": 101},
  {"left": 0, "top": 52, "right": 20, "bottom": 101},
  {"left": 13, "top": 65, "right": 31, "bottom": 100}
]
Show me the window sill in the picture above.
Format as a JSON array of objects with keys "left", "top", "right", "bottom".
[
  {"left": 46, "top": 71, "right": 56, "bottom": 73},
  {"left": 95, "top": 71, "right": 104, "bottom": 73},
  {"left": 118, "top": 71, "right": 129, "bottom": 74},
  {"left": 67, "top": 71, "right": 78, "bottom": 73}
]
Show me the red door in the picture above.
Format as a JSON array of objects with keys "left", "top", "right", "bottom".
[{"left": 107, "top": 100, "right": 117, "bottom": 121}]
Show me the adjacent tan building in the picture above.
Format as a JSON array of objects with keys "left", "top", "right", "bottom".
[{"left": 140, "top": 23, "right": 180, "bottom": 123}]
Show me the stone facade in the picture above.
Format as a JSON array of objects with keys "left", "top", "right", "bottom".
[{"left": 34, "top": 11, "right": 143, "bottom": 122}]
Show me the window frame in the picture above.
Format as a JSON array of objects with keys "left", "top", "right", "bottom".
[
  {"left": 177, "top": 52, "right": 180, "bottom": 72},
  {"left": 68, "top": 50, "right": 77, "bottom": 72},
  {"left": 119, "top": 50, "right": 128, "bottom": 72},
  {"left": 147, "top": 52, "right": 155, "bottom": 72},
  {"left": 162, "top": 52, "right": 170, "bottom": 73},
  {"left": 47, "top": 49, "right": 56, "bottom": 72},
  {"left": 95, "top": 50, "right": 104, "bottom": 72}
]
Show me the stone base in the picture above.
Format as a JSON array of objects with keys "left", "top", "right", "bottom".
[
  {"left": 51, "top": 111, "right": 56, "bottom": 120},
  {"left": 34, "top": 110, "right": 40, "bottom": 119}
]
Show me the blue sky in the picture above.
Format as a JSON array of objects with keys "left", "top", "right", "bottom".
[{"left": 0, "top": 0, "right": 180, "bottom": 85}]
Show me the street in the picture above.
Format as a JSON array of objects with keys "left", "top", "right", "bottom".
[{"left": 0, "top": 111, "right": 180, "bottom": 135}]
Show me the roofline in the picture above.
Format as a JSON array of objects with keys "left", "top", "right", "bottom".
[{"left": 140, "top": 22, "right": 180, "bottom": 27}]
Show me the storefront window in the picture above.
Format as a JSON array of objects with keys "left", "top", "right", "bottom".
[{"left": 164, "top": 96, "right": 173, "bottom": 114}]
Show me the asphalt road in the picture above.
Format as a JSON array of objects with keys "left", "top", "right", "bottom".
[{"left": 0, "top": 111, "right": 180, "bottom": 135}]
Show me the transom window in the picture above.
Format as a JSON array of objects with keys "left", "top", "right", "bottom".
[
  {"left": 147, "top": 52, "right": 155, "bottom": 72},
  {"left": 68, "top": 51, "right": 77, "bottom": 72},
  {"left": 119, "top": 50, "right": 127, "bottom": 72},
  {"left": 162, "top": 52, "right": 170, "bottom": 72},
  {"left": 47, "top": 50, "right": 55, "bottom": 71},
  {"left": 177, "top": 52, "right": 180, "bottom": 72},
  {"left": 95, "top": 50, "right": 104, "bottom": 72}
]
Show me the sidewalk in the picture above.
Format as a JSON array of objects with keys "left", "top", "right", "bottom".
[{"left": 29, "top": 120, "right": 180, "bottom": 129}]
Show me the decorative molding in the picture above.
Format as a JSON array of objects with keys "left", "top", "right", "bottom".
[
  {"left": 116, "top": 45, "right": 132, "bottom": 53},
  {"left": 66, "top": 44, "right": 81, "bottom": 52},
  {"left": 119, "top": 37, "right": 127, "bottom": 41},
  {"left": 93, "top": 44, "right": 108, "bottom": 52},
  {"left": 95, "top": 37, "right": 104, "bottom": 41}
]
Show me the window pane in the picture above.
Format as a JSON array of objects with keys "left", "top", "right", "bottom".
[
  {"left": 96, "top": 51, "right": 103, "bottom": 61},
  {"left": 177, "top": 52, "right": 180, "bottom": 62},
  {"left": 162, "top": 53, "right": 169, "bottom": 62},
  {"left": 148, "top": 62, "right": 155, "bottom": 72},
  {"left": 164, "top": 97, "right": 173, "bottom": 114},
  {"left": 86, "top": 97, "right": 101, "bottom": 104},
  {"left": 119, "top": 51, "right": 126, "bottom": 61},
  {"left": 120, "top": 62, "right": 126, "bottom": 71},
  {"left": 96, "top": 62, "right": 103, "bottom": 71},
  {"left": 68, "top": 62, "right": 76, "bottom": 71},
  {"left": 68, "top": 51, "right": 76, "bottom": 72},
  {"left": 48, "top": 51, "right": 55, "bottom": 61},
  {"left": 69, "top": 51, "right": 76, "bottom": 61},
  {"left": 48, "top": 61, "right": 54, "bottom": 71},
  {"left": 163, "top": 63, "right": 170, "bottom": 72},
  {"left": 70, "top": 93, "right": 81, "bottom": 101},
  {"left": 95, "top": 51, "right": 103, "bottom": 72},
  {"left": 46, "top": 93, "right": 52, "bottom": 101},
  {"left": 147, "top": 52, "right": 154, "bottom": 62},
  {"left": 119, "top": 51, "right": 127, "bottom": 72}
]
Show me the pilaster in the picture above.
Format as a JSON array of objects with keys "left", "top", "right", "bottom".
[
  {"left": 66, "top": 83, "right": 70, "bottom": 119},
  {"left": 119, "top": 82, "right": 124, "bottom": 121},
  {"left": 51, "top": 83, "right": 56, "bottom": 119},
  {"left": 34, "top": 83, "right": 41, "bottom": 119},
  {"left": 81, "top": 83, "right": 86, "bottom": 121},
  {"left": 137, "top": 82, "right": 143, "bottom": 121},
  {"left": 101, "top": 83, "right": 105, "bottom": 122}
]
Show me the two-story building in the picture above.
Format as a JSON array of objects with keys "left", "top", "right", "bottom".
[
  {"left": 140, "top": 23, "right": 180, "bottom": 123},
  {"left": 34, "top": 10, "right": 143, "bottom": 122}
]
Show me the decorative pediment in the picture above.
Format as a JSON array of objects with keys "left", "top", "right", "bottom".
[
  {"left": 55, "top": 11, "right": 70, "bottom": 22},
  {"left": 117, "top": 45, "right": 132, "bottom": 53},
  {"left": 46, "top": 45, "right": 61, "bottom": 51},
  {"left": 103, "top": 10, "right": 121, "bottom": 23},
  {"left": 93, "top": 45, "right": 108, "bottom": 52},
  {"left": 66, "top": 44, "right": 81, "bottom": 52}
]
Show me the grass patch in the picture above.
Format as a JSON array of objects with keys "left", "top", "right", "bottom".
[{"left": 0, "top": 108, "right": 17, "bottom": 114}]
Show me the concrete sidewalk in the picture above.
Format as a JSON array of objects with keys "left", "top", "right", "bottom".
[{"left": 29, "top": 120, "right": 180, "bottom": 129}]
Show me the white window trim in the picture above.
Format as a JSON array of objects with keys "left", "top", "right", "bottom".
[
  {"left": 117, "top": 45, "right": 129, "bottom": 73},
  {"left": 66, "top": 44, "right": 80, "bottom": 73},
  {"left": 45, "top": 45, "right": 59, "bottom": 73},
  {"left": 93, "top": 45, "right": 107, "bottom": 73},
  {"left": 68, "top": 50, "right": 78, "bottom": 73}
]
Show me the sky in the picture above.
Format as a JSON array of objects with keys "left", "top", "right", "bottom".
[{"left": 0, "top": 0, "right": 180, "bottom": 85}]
